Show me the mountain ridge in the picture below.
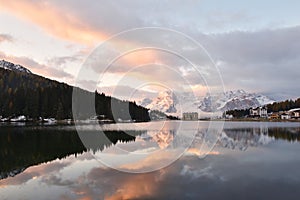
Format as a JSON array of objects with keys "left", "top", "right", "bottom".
[
  {"left": 139, "top": 89, "right": 274, "bottom": 117},
  {"left": 200, "top": 89, "right": 274, "bottom": 112},
  {"left": 0, "top": 60, "right": 32, "bottom": 74}
]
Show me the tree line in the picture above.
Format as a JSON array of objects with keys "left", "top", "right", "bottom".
[
  {"left": 0, "top": 68, "right": 150, "bottom": 121},
  {"left": 225, "top": 98, "right": 300, "bottom": 118}
]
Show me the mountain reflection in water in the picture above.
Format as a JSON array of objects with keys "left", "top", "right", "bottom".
[{"left": 0, "top": 123, "right": 300, "bottom": 180}]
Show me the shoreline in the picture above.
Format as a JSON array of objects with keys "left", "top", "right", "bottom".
[
  {"left": 210, "top": 118, "right": 300, "bottom": 123},
  {"left": 1, "top": 118, "right": 300, "bottom": 126}
]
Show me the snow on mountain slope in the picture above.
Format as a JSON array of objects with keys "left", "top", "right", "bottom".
[
  {"left": 139, "top": 89, "right": 274, "bottom": 117},
  {"left": 140, "top": 91, "right": 178, "bottom": 113},
  {"left": 139, "top": 91, "right": 201, "bottom": 117},
  {"left": 199, "top": 89, "right": 274, "bottom": 112},
  {"left": 0, "top": 60, "right": 32, "bottom": 74}
]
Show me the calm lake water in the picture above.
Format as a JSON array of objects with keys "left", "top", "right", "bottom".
[{"left": 1, "top": 121, "right": 300, "bottom": 200}]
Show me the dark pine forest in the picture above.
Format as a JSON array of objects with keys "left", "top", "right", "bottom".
[{"left": 0, "top": 68, "right": 150, "bottom": 122}]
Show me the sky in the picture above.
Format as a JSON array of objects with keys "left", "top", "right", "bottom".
[{"left": 0, "top": 0, "right": 300, "bottom": 100}]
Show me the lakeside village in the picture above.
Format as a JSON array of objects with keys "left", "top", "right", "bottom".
[
  {"left": 180, "top": 98, "right": 300, "bottom": 121},
  {"left": 224, "top": 106, "right": 300, "bottom": 121},
  {"left": 181, "top": 106, "right": 300, "bottom": 121},
  {"left": 3, "top": 107, "right": 300, "bottom": 123}
]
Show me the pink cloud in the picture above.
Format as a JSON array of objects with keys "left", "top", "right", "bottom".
[{"left": 0, "top": 0, "right": 107, "bottom": 45}]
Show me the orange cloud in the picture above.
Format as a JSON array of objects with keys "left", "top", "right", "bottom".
[
  {"left": 186, "top": 148, "right": 220, "bottom": 156},
  {"left": 0, "top": 1, "right": 166, "bottom": 77},
  {"left": 105, "top": 174, "right": 157, "bottom": 200},
  {"left": 119, "top": 150, "right": 180, "bottom": 171},
  {"left": 119, "top": 49, "right": 160, "bottom": 67},
  {"left": 0, "top": 1, "right": 107, "bottom": 45}
]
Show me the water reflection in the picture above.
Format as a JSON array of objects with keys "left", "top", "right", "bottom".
[
  {"left": 0, "top": 126, "right": 143, "bottom": 180},
  {"left": 1, "top": 123, "right": 300, "bottom": 180},
  {"left": 219, "top": 126, "right": 300, "bottom": 151},
  {"left": 1, "top": 122, "right": 300, "bottom": 200}
]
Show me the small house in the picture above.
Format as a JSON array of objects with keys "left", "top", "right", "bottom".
[
  {"left": 280, "top": 113, "right": 290, "bottom": 120},
  {"left": 269, "top": 112, "right": 280, "bottom": 120},
  {"left": 288, "top": 108, "right": 300, "bottom": 119}
]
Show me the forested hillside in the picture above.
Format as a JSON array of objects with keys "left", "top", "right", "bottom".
[{"left": 0, "top": 68, "right": 150, "bottom": 122}]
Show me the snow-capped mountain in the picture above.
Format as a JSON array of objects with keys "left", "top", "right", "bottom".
[
  {"left": 0, "top": 60, "right": 32, "bottom": 74},
  {"left": 199, "top": 89, "right": 274, "bottom": 112},
  {"left": 139, "top": 90, "right": 202, "bottom": 116},
  {"left": 140, "top": 91, "right": 178, "bottom": 113},
  {"left": 139, "top": 89, "right": 274, "bottom": 117}
]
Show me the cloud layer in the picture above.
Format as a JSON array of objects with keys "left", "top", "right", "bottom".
[
  {"left": 0, "top": 51, "right": 73, "bottom": 81},
  {"left": 0, "top": 34, "right": 13, "bottom": 43},
  {"left": 205, "top": 26, "right": 300, "bottom": 99},
  {"left": 0, "top": 1, "right": 299, "bottom": 99}
]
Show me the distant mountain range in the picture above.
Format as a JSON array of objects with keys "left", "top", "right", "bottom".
[
  {"left": 199, "top": 89, "right": 274, "bottom": 112},
  {"left": 139, "top": 90, "right": 202, "bottom": 116},
  {"left": 139, "top": 89, "right": 274, "bottom": 116}
]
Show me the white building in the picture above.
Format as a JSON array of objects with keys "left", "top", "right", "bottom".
[
  {"left": 249, "top": 106, "right": 268, "bottom": 118},
  {"left": 288, "top": 108, "right": 300, "bottom": 119},
  {"left": 277, "top": 108, "right": 300, "bottom": 120},
  {"left": 280, "top": 113, "right": 291, "bottom": 120},
  {"left": 182, "top": 112, "right": 198, "bottom": 121}
]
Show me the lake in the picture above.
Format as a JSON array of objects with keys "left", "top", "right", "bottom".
[{"left": 1, "top": 121, "right": 300, "bottom": 200}]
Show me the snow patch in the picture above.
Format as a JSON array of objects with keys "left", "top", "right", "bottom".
[{"left": 0, "top": 60, "right": 32, "bottom": 74}]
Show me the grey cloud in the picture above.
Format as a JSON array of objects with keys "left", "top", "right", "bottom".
[
  {"left": 57, "top": 0, "right": 205, "bottom": 35},
  {"left": 208, "top": 26, "right": 300, "bottom": 64},
  {"left": 0, "top": 34, "right": 13, "bottom": 43},
  {"left": 204, "top": 10, "right": 255, "bottom": 31},
  {"left": 73, "top": 11, "right": 299, "bottom": 100},
  {"left": 180, "top": 164, "right": 214, "bottom": 179},
  {"left": 47, "top": 56, "right": 81, "bottom": 67},
  {"left": 45, "top": 0, "right": 256, "bottom": 40},
  {"left": 21, "top": 57, "right": 74, "bottom": 79},
  {"left": 99, "top": 85, "right": 157, "bottom": 100},
  {"left": 0, "top": 161, "right": 71, "bottom": 186},
  {"left": 41, "top": 174, "right": 74, "bottom": 186},
  {"left": 0, "top": 51, "right": 74, "bottom": 80},
  {"left": 200, "top": 26, "right": 300, "bottom": 99}
]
